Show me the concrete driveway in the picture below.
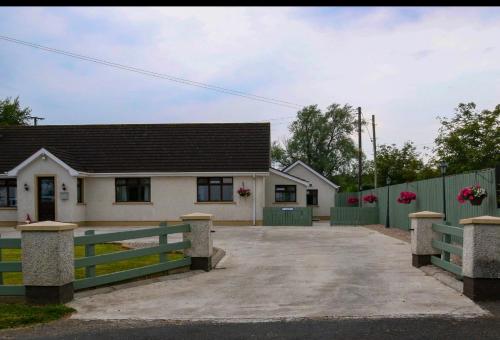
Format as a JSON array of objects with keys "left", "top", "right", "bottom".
[{"left": 69, "top": 226, "right": 486, "bottom": 321}]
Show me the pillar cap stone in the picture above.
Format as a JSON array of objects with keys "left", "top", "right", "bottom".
[
  {"left": 180, "top": 213, "right": 213, "bottom": 221},
  {"left": 459, "top": 215, "right": 500, "bottom": 225},
  {"left": 408, "top": 211, "right": 444, "bottom": 219},
  {"left": 16, "top": 221, "right": 78, "bottom": 231}
]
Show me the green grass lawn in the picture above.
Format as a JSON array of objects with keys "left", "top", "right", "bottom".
[
  {"left": 1, "top": 243, "right": 184, "bottom": 285},
  {"left": 0, "top": 303, "right": 75, "bottom": 330}
]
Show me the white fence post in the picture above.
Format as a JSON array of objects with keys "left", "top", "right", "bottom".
[
  {"left": 17, "top": 221, "right": 77, "bottom": 304},
  {"left": 408, "top": 211, "right": 444, "bottom": 267},
  {"left": 180, "top": 213, "right": 214, "bottom": 271},
  {"left": 460, "top": 215, "right": 500, "bottom": 301}
]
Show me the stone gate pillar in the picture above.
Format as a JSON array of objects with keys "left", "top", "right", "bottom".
[
  {"left": 409, "top": 211, "right": 444, "bottom": 267},
  {"left": 17, "top": 221, "right": 77, "bottom": 304},
  {"left": 180, "top": 213, "right": 214, "bottom": 271},
  {"left": 461, "top": 216, "right": 500, "bottom": 301}
]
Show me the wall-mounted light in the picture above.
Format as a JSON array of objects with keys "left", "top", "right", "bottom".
[
  {"left": 24, "top": 183, "right": 29, "bottom": 191},
  {"left": 62, "top": 183, "right": 67, "bottom": 191}
]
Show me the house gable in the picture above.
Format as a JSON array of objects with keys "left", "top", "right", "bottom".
[
  {"left": 283, "top": 161, "right": 339, "bottom": 189},
  {"left": 7, "top": 148, "right": 79, "bottom": 177}
]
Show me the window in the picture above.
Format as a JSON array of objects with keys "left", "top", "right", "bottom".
[
  {"left": 197, "top": 177, "right": 233, "bottom": 202},
  {"left": 307, "top": 189, "right": 318, "bottom": 206},
  {"left": 77, "top": 178, "right": 84, "bottom": 203},
  {"left": 0, "top": 179, "right": 17, "bottom": 207},
  {"left": 115, "top": 178, "right": 151, "bottom": 202},
  {"left": 275, "top": 185, "right": 296, "bottom": 202}
]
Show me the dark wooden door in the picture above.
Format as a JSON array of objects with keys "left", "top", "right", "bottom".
[{"left": 38, "top": 177, "right": 55, "bottom": 221}]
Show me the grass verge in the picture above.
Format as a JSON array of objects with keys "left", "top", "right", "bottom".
[{"left": 0, "top": 303, "right": 75, "bottom": 330}]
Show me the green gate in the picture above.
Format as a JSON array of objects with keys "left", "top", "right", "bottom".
[
  {"left": 430, "top": 222, "right": 463, "bottom": 277},
  {"left": 73, "top": 224, "right": 192, "bottom": 290},
  {"left": 263, "top": 207, "right": 313, "bottom": 226}
]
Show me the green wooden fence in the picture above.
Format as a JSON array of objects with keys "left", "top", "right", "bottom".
[
  {"left": 336, "top": 168, "right": 499, "bottom": 230},
  {"left": 73, "top": 224, "right": 192, "bottom": 290},
  {"left": 330, "top": 207, "right": 379, "bottom": 226},
  {"left": 0, "top": 235, "right": 25, "bottom": 296},
  {"left": 430, "top": 222, "right": 463, "bottom": 277},
  {"left": 263, "top": 207, "right": 313, "bottom": 226},
  {"left": 0, "top": 224, "right": 192, "bottom": 295}
]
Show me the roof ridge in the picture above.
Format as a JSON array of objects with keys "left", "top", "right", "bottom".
[{"left": 0, "top": 122, "right": 270, "bottom": 128}]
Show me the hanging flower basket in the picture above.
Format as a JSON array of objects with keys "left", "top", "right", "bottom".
[
  {"left": 363, "top": 194, "right": 378, "bottom": 204},
  {"left": 457, "top": 184, "right": 487, "bottom": 206},
  {"left": 397, "top": 191, "right": 416, "bottom": 204},
  {"left": 237, "top": 187, "right": 251, "bottom": 198},
  {"left": 347, "top": 197, "right": 359, "bottom": 205}
]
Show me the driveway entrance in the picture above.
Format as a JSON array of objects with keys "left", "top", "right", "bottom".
[{"left": 69, "top": 226, "right": 486, "bottom": 321}]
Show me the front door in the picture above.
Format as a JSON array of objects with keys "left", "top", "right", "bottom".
[{"left": 38, "top": 177, "right": 55, "bottom": 221}]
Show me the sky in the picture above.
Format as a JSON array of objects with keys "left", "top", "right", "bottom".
[{"left": 1, "top": 7, "right": 499, "bottom": 162}]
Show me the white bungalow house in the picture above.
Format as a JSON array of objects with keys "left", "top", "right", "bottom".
[{"left": 0, "top": 123, "right": 271, "bottom": 227}]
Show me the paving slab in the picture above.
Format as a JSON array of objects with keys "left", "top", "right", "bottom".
[{"left": 69, "top": 226, "right": 486, "bottom": 321}]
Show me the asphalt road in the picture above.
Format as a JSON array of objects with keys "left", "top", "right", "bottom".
[{"left": 2, "top": 316, "right": 500, "bottom": 340}]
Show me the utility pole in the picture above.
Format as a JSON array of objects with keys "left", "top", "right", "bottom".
[
  {"left": 372, "top": 114, "right": 377, "bottom": 188},
  {"left": 357, "top": 107, "right": 362, "bottom": 206},
  {"left": 31, "top": 116, "right": 45, "bottom": 126}
]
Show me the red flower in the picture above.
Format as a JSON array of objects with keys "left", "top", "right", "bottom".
[
  {"left": 363, "top": 194, "right": 377, "bottom": 203},
  {"left": 347, "top": 197, "right": 359, "bottom": 205},
  {"left": 397, "top": 191, "right": 416, "bottom": 204}
]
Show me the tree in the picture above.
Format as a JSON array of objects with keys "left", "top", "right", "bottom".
[
  {"left": 435, "top": 102, "right": 500, "bottom": 174},
  {"left": 0, "top": 96, "right": 33, "bottom": 126},
  {"left": 271, "top": 104, "right": 359, "bottom": 181},
  {"left": 375, "top": 141, "right": 433, "bottom": 186}
]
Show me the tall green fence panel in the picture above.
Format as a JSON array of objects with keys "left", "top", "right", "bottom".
[
  {"left": 336, "top": 168, "right": 499, "bottom": 230},
  {"left": 330, "top": 207, "right": 379, "bottom": 226},
  {"left": 263, "top": 207, "right": 313, "bottom": 226}
]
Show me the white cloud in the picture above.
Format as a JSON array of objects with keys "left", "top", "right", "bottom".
[{"left": 1, "top": 7, "right": 499, "bottom": 159}]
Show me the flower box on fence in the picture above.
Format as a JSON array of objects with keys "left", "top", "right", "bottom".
[
  {"left": 397, "top": 191, "right": 416, "bottom": 204},
  {"left": 457, "top": 184, "right": 487, "bottom": 206}
]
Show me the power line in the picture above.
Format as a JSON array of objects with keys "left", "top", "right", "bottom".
[{"left": 0, "top": 35, "right": 304, "bottom": 110}]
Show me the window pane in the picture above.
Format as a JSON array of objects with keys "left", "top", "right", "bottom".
[
  {"left": 128, "top": 186, "right": 139, "bottom": 201},
  {"left": 198, "top": 185, "right": 209, "bottom": 201},
  {"left": 8, "top": 186, "right": 16, "bottom": 207},
  {"left": 210, "top": 178, "right": 221, "bottom": 184},
  {"left": 223, "top": 177, "right": 233, "bottom": 184},
  {"left": 0, "top": 187, "right": 7, "bottom": 207},
  {"left": 116, "top": 186, "right": 127, "bottom": 202},
  {"left": 210, "top": 184, "right": 221, "bottom": 201},
  {"left": 142, "top": 183, "right": 150, "bottom": 201},
  {"left": 275, "top": 185, "right": 296, "bottom": 202},
  {"left": 77, "top": 179, "right": 83, "bottom": 203},
  {"left": 222, "top": 185, "right": 233, "bottom": 201}
]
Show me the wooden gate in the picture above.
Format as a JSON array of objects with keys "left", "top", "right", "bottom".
[
  {"left": 430, "top": 222, "right": 463, "bottom": 277},
  {"left": 263, "top": 207, "right": 313, "bottom": 226}
]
